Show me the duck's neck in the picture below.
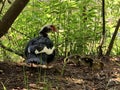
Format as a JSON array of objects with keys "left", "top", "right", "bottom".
[{"left": 40, "top": 33, "right": 48, "bottom": 37}]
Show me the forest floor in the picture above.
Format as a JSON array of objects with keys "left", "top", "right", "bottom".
[{"left": 0, "top": 56, "right": 120, "bottom": 90}]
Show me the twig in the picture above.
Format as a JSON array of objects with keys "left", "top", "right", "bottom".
[
  {"left": 0, "top": 0, "right": 6, "bottom": 14},
  {"left": 11, "top": 27, "right": 31, "bottom": 39},
  {"left": 0, "top": 41, "right": 24, "bottom": 58}
]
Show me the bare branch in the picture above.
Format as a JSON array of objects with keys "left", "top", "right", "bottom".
[{"left": 105, "top": 19, "right": 120, "bottom": 56}]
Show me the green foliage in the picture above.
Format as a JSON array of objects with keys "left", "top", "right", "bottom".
[{"left": 0, "top": 0, "right": 120, "bottom": 61}]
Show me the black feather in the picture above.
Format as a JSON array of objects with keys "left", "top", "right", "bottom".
[{"left": 25, "top": 35, "right": 55, "bottom": 64}]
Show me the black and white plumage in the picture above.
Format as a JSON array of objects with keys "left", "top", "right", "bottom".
[{"left": 24, "top": 25, "right": 57, "bottom": 65}]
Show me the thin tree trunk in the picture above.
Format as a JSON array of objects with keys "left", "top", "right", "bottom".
[
  {"left": 105, "top": 19, "right": 120, "bottom": 56},
  {"left": 0, "top": 0, "right": 29, "bottom": 38},
  {"left": 97, "top": 0, "right": 105, "bottom": 58}
]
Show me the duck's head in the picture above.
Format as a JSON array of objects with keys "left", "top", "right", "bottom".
[{"left": 39, "top": 25, "right": 57, "bottom": 36}]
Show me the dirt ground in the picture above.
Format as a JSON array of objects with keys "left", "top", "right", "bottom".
[{"left": 0, "top": 56, "right": 120, "bottom": 90}]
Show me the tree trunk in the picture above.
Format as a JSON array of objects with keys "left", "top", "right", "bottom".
[
  {"left": 97, "top": 0, "right": 105, "bottom": 58},
  {"left": 0, "top": 0, "right": 29, "bottom": 38},
  {"left": 105, "top": 19, "right": 120, "bottom": 56}
]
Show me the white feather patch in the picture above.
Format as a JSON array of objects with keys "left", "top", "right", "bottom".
[
  {"left": 28, "top": 47, "right": 31, "bottom": 53},
  {"left": 35, "top": 46, "right": 55, "bottom": 55}
]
